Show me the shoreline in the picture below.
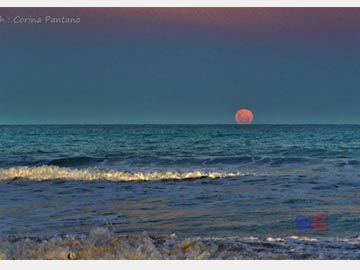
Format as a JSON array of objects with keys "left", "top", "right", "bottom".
[{"left": 1, "top": 228, "right": 359, "bottom": 259}]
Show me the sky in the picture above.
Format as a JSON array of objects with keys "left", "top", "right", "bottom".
[{"left": 1, "top": 8, "right": 360, "bottom": 124}]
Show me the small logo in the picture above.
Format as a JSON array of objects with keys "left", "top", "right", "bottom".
[{"left": 295, "top": 215, "right": 327, "bottom": 231}]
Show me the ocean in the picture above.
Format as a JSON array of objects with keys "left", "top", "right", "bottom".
[{"left": 0, "top": 125, "right": 359, "bottom": 259}]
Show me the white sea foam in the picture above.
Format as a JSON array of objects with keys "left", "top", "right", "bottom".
[
  {"left": 0, "top": 227, "right": 358, "bottom": 259},
  {"left": 0, "top": 166, "right": 247, "bottom": 182}
]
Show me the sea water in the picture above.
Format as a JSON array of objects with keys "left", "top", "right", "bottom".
[{"left": 0, "top": 125, "right": 359, "bottom": 240}]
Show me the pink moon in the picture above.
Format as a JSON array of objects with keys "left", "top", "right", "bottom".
[{"left": 235, "top": 109, "right": 254, "bottom": 124}]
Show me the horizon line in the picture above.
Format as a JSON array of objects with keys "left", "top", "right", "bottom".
[{"left": 0, "top": 123, "right": 359, "bottom": 126}]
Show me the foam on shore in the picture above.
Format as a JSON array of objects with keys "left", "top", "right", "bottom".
[{"left": 1, "top": 228, "right": 359, "bottom": 259}]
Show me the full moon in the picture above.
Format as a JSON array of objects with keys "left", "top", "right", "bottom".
[{"left": 235, "top": 109, "right": 254, "bottom": 124}]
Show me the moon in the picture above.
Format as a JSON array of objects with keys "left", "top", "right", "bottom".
[{"left": 235, "top": 109, "right": 254, "bottom": 124}]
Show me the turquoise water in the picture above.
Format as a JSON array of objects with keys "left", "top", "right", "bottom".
[{"left": 0, "top": 125, "right": 359, "bottom": 238}]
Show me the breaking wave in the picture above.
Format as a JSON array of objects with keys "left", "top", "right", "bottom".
[
  {"left": 1, "top": 227, "right": 359, "bottom": 259},
  {"left": 0, "top": 166, "right": 247, "bottom": 182}
]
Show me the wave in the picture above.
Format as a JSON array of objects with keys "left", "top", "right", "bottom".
[
  {"left": 16, "top": 154, "right": 327, "bottom": 169},
  {"left": 0, "top": 166, "right": 247, "bottom": 182},
  {"left": 47, "top": 157, "right": 104, "bottom": 167},
  {"left": 1, "top": 227, "right": 358, "bottom": 259},
  {"left": 34, "top": 154, "right": 318, "bottom": 167}
]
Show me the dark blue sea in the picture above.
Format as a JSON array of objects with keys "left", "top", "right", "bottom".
[{"left": 0, "top": 125, "right": 359, "bottom": 239}]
